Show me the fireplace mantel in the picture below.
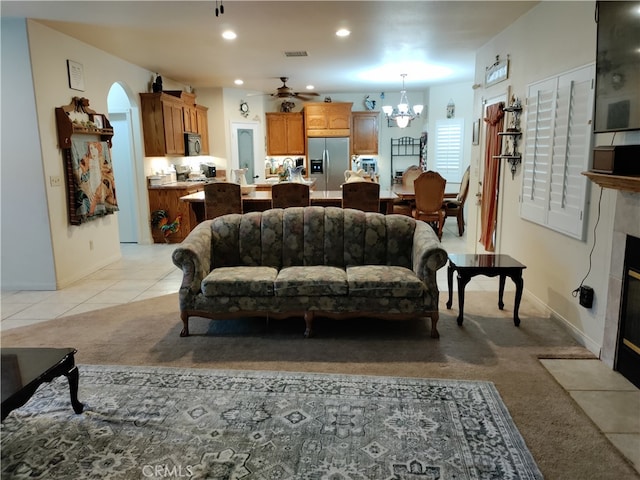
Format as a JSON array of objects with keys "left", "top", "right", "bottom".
[{"left": 582, "top": 172, "right": 640, "bottom": 193}]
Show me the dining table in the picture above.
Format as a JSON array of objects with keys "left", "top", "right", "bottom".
[
  {"left": 180, "top": 188, "right": 399, "bottom": 223},
  {"left": 391, "top": 183, "right": 416, "bottom": 200}
]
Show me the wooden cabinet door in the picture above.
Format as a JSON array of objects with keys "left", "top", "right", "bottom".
[
  {"left": 286, "top": 113, "right": 305, "bottom": 154},
  {"left": 266, "top": 113, "right": 305, "bottom": 155},
  {"left": 140, "top": 93, "right": 185, "bottom": 156},
  {"left": 195, "top": 105, "right": 209, "bottom": 154},
  {"left": 352, "top": 112, "right": 379, "bottom": 155},
  {"left": 304, "top": 102, "right": 352, "bottom": 137},
  {"left": 148, "top": 187, "right": 199, "bottom": 243},
  {"left": 183, "top": 105, "right": 197, "bottom": 133},
  {"left": 169, "top": 103, "right": 185, "bottom": 155}
]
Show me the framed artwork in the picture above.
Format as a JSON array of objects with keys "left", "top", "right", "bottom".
[
  {"left": 67, "top": 60, "right": 85, "bottom": 91},
  {"left": 387, "top": 118, "right": 412, "bottom": 128},
  {"left": 91, "top": 114, "right": 104, "bottom": 129},
  {"left": 485, "top": 58, "right": 509, "bottom": 87},
  {"left": 472, "top": 119, "right": 480, "bottom": 145}
]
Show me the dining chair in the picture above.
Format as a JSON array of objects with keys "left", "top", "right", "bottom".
[
  {"left": 443, "top": 166, "right": 470, "bottom": 236},
  {"left": 392, "top": 165, "right": 422, "bottom": 216},
  {"left": 342, "top": 181, "right": 380, "bottom": 212},
  {"left": 271, "top": 182, "right": 310, "bottom": 208},
  {"left": 204, "top": 182, "right": 242, "bottom": 219},
  {"left": 412, "top": 171, "right": 447, "bottom": 239}
]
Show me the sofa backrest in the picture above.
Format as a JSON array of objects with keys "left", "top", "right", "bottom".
[{"left": 209, "top": 206, "right": 417, "bottom": 270}]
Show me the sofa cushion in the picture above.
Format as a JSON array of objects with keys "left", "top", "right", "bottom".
[
  {"left": 346, "top": 265, "right": 425, "bottom": 297},
  {"left": 202, "top": 266, "right": 278, "bottom": 297},
  {"left": 275, "top": 266, "right": 348, "bottom": 297}
]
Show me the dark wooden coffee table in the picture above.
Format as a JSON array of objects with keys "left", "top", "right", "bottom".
[
  {"left": 1, "top": 347, "right": 84, "bottom": 421},
  {"left": 446, "top": 254, "right": 526, "bottom": 326}
]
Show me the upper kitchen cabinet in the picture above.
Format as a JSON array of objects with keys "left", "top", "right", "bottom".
[
  {"left": 304, "top": 102, "right": 353, "bottom": 137},
  {"left": 351, "top": 111, "right": 379, "bottom": 155},
  {"left": 266, "top": 112, "right": 305, "bottom": 155},
  {"left": 140, "top": 92, "right": 185, "bottom": 156},
  {"left": 140, "top": 90, "right": 209, "bottom": 156},
  {"left": 195, "top": 105, "right": 210, "bottom": 155}
]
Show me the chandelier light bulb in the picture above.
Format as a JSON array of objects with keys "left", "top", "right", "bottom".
[{"left": 396, "top": 115, "right": 410, "bottom": 128}]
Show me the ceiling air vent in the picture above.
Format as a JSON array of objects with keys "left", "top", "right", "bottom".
[{"left": 284, "top": 51, "right": 308, "bottom": 57}]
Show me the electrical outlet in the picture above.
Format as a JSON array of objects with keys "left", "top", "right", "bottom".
[
  {"left": 50, "top": 175, "right": 62, "bottom": 187},
  {"left": 89, "top": 240, "right": 94, "bottom": 251}
]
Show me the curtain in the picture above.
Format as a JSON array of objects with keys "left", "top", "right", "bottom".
[{"left": 479, "top": 102, "right": 504, "bottom": 252}]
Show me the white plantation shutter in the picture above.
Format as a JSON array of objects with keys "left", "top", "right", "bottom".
[
  {"left": 520, "top": 64, "right": 594, "bottom": 240},
  {"left": 434, "top": 118, "right": 464, "bottom": 182}
]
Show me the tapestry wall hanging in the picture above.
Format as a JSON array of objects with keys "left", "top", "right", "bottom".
[{"left": 69, "top": 138, "right": 119, "bottom": 224}]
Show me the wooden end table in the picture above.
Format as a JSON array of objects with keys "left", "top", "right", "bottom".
[
  {"left": 446, "top": 254, "right": 526, "bottom": 326},
  {"left": 1, "top": 347, "right": 84, "bottom": 421}
]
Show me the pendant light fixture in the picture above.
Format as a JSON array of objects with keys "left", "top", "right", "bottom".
[{"left": 382, "top": 74, "right": 423, "bottom": 128}]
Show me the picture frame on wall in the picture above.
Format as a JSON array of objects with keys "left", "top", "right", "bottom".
[
  {"left": 91, "top": 114, "right": 104, "bottom": 129},
  {"left": 67, "top": 60, "right": 85, "bottom": 91},
  {"left": 472, "top": 119, "right": 480, "bottom": 145},
  {"left": 485, "top": 57, "right": 509, "bottom": 87}
]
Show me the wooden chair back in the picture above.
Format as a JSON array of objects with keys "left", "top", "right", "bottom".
[
  {"left": 271, "top": 182, "right": 310, "bottom": 208},
  {"left": 402, "top": 165, "right": 422, "bottom": 187},
  {"left": 443, "top": 166, "right": 470, "bottom": 236},
  {"left": 413, "top": 171, "right": 447, "bottom": 239},
  {"left": 204, "top": 182, "right": 242, "bottom": 219},
  {"left": 342, "top": 181, "right": 380, "bottom": 212}
]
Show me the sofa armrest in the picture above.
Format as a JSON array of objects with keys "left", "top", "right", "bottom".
[
  {"left": 172, "top": 220, "right": 213, "bottom": 294},
  {"left": 412, "top": 221, "right": 448, "bottom": 288}
]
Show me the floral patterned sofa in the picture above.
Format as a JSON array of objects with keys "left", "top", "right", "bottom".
[{"left": 172, "top": 206, "right": 448, "bottom": 338}]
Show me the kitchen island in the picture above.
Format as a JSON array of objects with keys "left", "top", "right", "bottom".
[{"left": 180, "top": 189, "right": 398, "bottom": 223}]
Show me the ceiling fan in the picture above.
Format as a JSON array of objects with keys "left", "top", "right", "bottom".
[{"left": 257, "top": 77, "right": 320, "bottom": 100}]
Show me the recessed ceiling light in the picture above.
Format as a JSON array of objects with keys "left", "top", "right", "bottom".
[
  {"left": 336, "top": 29, "right": 350, "bottom": 37},
  {"left": 222, "top": 30, "right": 237, "bottom": 40},
  {"left": 306, "top": 85, "right": 315, "bottom": 90},
  {"left": 234, "top": 79, "right": 244, "bottom": 85}
]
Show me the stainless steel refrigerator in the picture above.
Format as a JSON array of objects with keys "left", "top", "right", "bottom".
[{"left": 308, "top": 137, "right": 350, "bottom": 191}]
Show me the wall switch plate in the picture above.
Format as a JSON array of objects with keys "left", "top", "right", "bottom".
[{"left": 50, "top": 175, "right": 62, "bottom": 187}]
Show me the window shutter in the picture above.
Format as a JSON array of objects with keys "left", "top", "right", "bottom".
[
  {"left": 547, "top": 68, "right": 594, "bottom": 238},
  {"left": 520, "top": 64, "right": 594, "bottom": 240},
  {"left": 521, "top": 78, "right": 557, "bottom": 225},
  {"left": 434, "top": 118, "right": 464, "bottom": 182}
]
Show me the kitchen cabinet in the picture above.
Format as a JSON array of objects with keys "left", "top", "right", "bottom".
[
  {"left": 266, "top": 112, "right": 305, "bottom": 155},
  {"left": 304, "top": 102, "right": 352, "bottom": 137},
  {"left": 140, "top": 93, "right": 185, "bottom": 156},
  {"left": 195, "top": 105, "right": 210, "bottom": 155},
  {"left": 147, "top": 183, "right": 203, "bottom": 243},
  {"left": 351, "top": 111, "right": 379, "bottom": 155}
]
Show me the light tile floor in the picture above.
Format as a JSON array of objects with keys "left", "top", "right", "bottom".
[{"left": 1, "top": 223, "right": 638, "bottom": 472}]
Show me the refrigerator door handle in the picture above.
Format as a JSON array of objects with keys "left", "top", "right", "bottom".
[{"left": 325, "top": 148, "right": 330, "bottom": 190}]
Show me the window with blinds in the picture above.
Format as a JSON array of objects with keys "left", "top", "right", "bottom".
[
  {"left": 434, "top": 118, "right": 464, "bottom": 182},
  {"left": 520, "top": 64, "right": 595, "bottom": 240}
]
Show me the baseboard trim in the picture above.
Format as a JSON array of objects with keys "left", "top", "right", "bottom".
[{"left": 524, "top": 290, "right": 601, "bottom": 356}]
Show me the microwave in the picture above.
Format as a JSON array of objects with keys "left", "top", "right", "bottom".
[{"left": 185, "top": 133, "right": 202, "bottom": 156}]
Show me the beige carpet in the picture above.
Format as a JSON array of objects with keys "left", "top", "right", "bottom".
[{"left": 2, "top": 291, "right": 637, "bottom": 480}]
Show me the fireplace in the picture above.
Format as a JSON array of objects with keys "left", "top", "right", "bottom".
[
  {"left": 616, "top": 235, "right": 640, "bottom": 388},
  {"left": 601, "top": 190, "right": 640, "bottom": 375}
]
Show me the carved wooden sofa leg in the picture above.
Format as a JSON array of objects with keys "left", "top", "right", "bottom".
[
  {"left": 430, "top": 312, "right": 440, "bottom": 339},
  {"left": 180, "top": 312, "right": 190, "bottom": 337},
  {"left": 304, "top": 311, "right": 314, "bottom": 338}
]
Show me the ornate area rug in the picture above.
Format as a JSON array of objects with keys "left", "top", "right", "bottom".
[{"left": 1, "top": 365, "right": 542, "bottom": 479}]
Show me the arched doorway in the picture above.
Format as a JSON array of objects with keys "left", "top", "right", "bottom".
[{"left": 107, "top": 83, "right": 140, "bottom": 243}]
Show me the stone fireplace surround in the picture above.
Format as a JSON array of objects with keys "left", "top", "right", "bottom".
[{"left": 601, "top": 190, "right": 640, "bottom": 368}]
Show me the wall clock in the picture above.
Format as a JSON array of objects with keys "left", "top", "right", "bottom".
[{"left": 239, "top": 100, "right": 249, "bottom": 117}]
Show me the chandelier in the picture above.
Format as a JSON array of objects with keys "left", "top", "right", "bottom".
[{"left": 382, "top": 74, "right": 423, "bottom": 128}]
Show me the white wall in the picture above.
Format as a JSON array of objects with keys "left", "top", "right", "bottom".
[
  {"left": 471, "top": 1, "right": 638, "bottom": 355},
  {"left": 1, "top": 18, "right": 57, "bottom": 290}
]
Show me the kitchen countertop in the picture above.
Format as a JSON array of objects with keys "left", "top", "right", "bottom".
[{"left": 147, "top": 178, "right": 226, "bottom": 189}]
